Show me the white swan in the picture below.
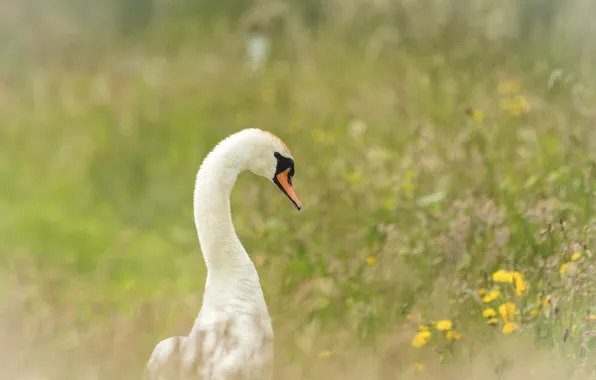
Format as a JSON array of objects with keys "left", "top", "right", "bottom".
[{"left": 145, "top": 129, "right": 301, "bottom": 380}]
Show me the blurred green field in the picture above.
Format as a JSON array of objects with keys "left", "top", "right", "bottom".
[{"left": 2, "top": 1, "right": 596, "bottom": 379}]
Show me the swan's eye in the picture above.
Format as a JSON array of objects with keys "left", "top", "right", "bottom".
[{"left": 273, "top": 152, "right": 294, "bottom": 177}]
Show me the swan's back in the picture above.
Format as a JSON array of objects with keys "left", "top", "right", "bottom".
[
  {"left": 145, "top": 313, "right": 274, "bottom": 380},
  {"left": 146, "top": 336, "right": 186, "bottom": 380}
]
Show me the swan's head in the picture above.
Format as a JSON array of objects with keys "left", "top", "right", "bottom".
[{"left": 243, "top": 129, "right": 301, "bottom": 211}]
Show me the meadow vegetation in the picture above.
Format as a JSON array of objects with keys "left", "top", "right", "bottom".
[{"left": 2, "top": 0, "right": 596, "bottom": 379}]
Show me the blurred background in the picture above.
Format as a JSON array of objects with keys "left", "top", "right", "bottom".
[{"left": 2, "top": 0, "right": 596, "bottom": 379}]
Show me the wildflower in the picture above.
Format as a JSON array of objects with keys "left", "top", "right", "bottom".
[
  {"left": 559, "top": 262, "right": 569, "bottom": 275},
  {"left": 366, "top": 256, "right": 377, "bottom": 266},
  {"left": 518, "top": 96, "right": 530, "bottom": 111},
  {"left": 482, "top": 290, "right": 501, "bottom": 303},
  {"left": 571, "top": 252, "right": 581, "bottom": 261},
  {"left": 317, "top": 350, "right": 332, "bottom": 358},
  {"left": 587, "top": 314, "right": 596, "bottom": 322},
  {"left": 415, "top": 362, "right": 425, "bottom": 372},
  {"left": 516, "top": 96, "right": 530, "bottom": 112},
  {"left": 487, "top": 318, "right": 499, "bottom": 326},
  {"left": 419, "top": 324, "right": 430, "bottom": 332},
  {"left": 498, "top": 80, "right": 520, "bottom": 95},
  {"left": 530, "top": 308, "right": 539, "bottom": 317},
  {"left": 439, "top": 354, "right": 445, "bottom": 363},
  {"left": 502, "top": 322, "right": 518, "bottom": 335},
  {"left": 412, "top": 331, "right": 432, "bottom": 348},
  {"left": 446, "top": 330, "right": 461, "bottom": 341},
  {"left": 512, "top": 271, "right": 527, "bottom": 296},
  {"left": 483, "top": 308, "right": 497, "bottom": 318},
  {"left": 492, "top": 269, "right": 514, "bottom": 283},
  {"left": 541, "top": 297, "right": 551, "bottom": 306},
  {"left": 406, "top": 313, "right": 415, "bottom": 321},
  {"left": 499, "top": 303, "right": 517, "bottom": 322},
  {"left": 466, "top": 108, "right": 485, "bottom": 122},
  {"left": 572, "top": 324, "right": 578, "bottom": 331},
  {"left": 478, "top": 288, "right": 487, "bottom": 297},
  {"left": 435, "top": 320, "right": 453, "bottom": 331},
  {"left": 472, "top": 109, "right": 485, "bottom": 122},
  {"left": 500, "top": 95, "right": 530, "bottom": 116}
]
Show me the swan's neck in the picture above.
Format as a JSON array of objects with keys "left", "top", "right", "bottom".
[
  {"left": 193, "top": 136, "right": 271, "bottom": 316},
  {"left": 193, "top": 139, "right": 253, "bottom": 274}
]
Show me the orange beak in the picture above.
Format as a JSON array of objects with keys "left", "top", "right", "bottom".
[{"left": 275, "top": 168, "right": 301, "bottom": 210}]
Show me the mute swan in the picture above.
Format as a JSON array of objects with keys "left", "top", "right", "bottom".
[{"left": 145, "top": 129, "right": 301, "bottom": 380}]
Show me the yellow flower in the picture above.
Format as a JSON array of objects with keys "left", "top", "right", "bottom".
[
  {"left": 446, "top": 330, "right": 461, "bottom": 341},
  {"left": 559, "top": 262, "right": 569, "bottom": 275},
  {"left": 500, "top": 97, "right": 513, "bottom": 112},
  {"left": 482, "top": 290, "right": 501, "bottom": 303},
  {"left": 412, "top": 331, "right": 432, "bottom": 348},
  {"left": 406, "top": 313, "right": 415, "bottom": 321},
  {"left": 500, "top": 95, "right": 530, "bottom": 116},
  {"left": 415, "top": 362, "right": 425, "bottom": 372},
  {"left": 517, "top": 95, "right": 530, "bottom": 112},
  {"left": 419, "top": 324, "right": 430, "bottom": 332},
  {"left": 492, "top": 269, "right": 514, "bottom": 283},
  {"left": 587, "top": 314, "right": 596, "bottom": 322},
  {"left": 571, "top": 252, "right": 581, "bottom": 261},
  {"left": 498, "top": 80, "right": 520, "bottom": 95},
  {"left": 317, "top": 350, "right": 332, "bottom": 358},
  {"left": 468, "top": 109, "right": 485, "bottom": 122},
  {"left": 478, "top": 288, "right": 487, "bottom": 296},
  {"left": 502, "top": 322, "right": 518, "bottom": 335},
  {"left": 366, "top": 256, "right": 377, "bottom": 266},
  {"left": 482, "top": 308, "right": 497, "bottom": 318},
  {"left": 487, "top": 318, "right": 499, "bottom": 326},
  {"left": 572, "top": 324, "right": 578, "bottom": 331},
  {"left": 512, "top": 271, "right": 527, "bottom": 296},
  {"left": 435, "top": 320, "right": 453, "bottom": 331},
  {"left": 530, "top": 308, "right": 539, "bottom": 317},
  {"left": 541, "top": 297, "right": 551, "bottom": 306},
  {"left": 499, "top": 303, "right": 517, "bottom": 322}
]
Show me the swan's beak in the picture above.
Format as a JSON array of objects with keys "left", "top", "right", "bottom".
[{"left": 274, "top": 168, "right": 302, "bottom": 211}]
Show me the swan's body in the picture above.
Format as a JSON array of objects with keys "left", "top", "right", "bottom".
[{"left": 145, "top": 129, "right": 301, "bottom": 380}]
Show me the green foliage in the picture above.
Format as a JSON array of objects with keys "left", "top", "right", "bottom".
[{"left": 2, "top": 1, "right": 596, "bottom": 379}]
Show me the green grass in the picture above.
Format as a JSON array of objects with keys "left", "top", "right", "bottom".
[{"left": 2, "top": 9, "right": 596, "bottom": 379}]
